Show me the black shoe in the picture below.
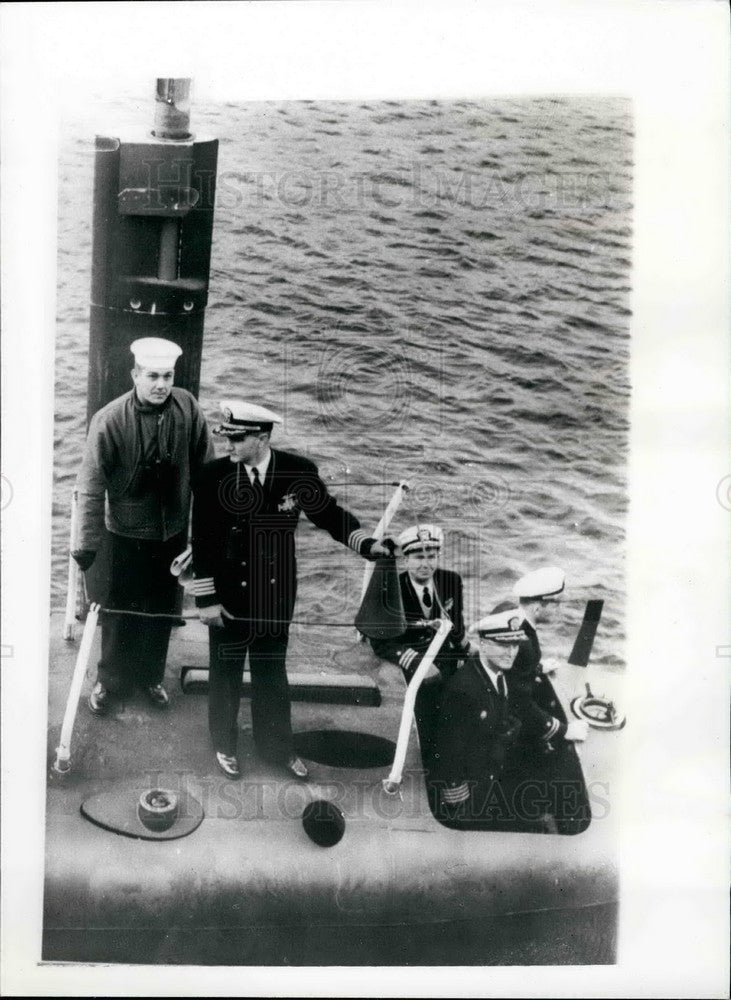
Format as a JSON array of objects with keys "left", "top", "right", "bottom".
[
  {"left": 215, "top": 752, "right": 241, "bottom": 779},
  {"left": 284, "top": 755, "right": 309, "bottom": 780},
  {"left": 88, "top": 682, "right": 111, "bottom": 716},
  {"left": 147, "top": 683, "right": 169, "bottom": 709}
]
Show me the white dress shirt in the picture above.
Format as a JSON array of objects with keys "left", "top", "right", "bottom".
[{"left": 243, "top": 449, "right": 271, "bottom": 486}]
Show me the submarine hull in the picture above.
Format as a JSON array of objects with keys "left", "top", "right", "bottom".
[{"left": 44, "top": 612, "right": 619, "bottom": 966}]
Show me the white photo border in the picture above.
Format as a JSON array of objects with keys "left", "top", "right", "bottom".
[{"left": 1, "top": 1, "right": 728, "bottom": 996}]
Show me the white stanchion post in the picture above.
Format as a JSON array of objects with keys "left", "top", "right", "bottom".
[
  {"left": 63, "top": 489, "right": 80, "bottom": 641},
  {"left": 53, "top": 602, "right": 101, "bottom": 775},
  {"left": 170, "top": 545, "right": 193, "bottom": 577},
  {"left": 359, "top": 480, "right": 409, "bottom": 601},
  {"left": 356, "top": 481, "right": 409, "bottom": 642},
  {"left": 382, "top": 618, "right": 452, "bottom": 794}
]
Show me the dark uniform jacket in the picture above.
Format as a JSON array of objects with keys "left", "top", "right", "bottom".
[
  {"left": 507, "top": 618, "right": 568, "bottom": 743},
  {"left": 370, "top": 568, "right": 470, "bottom": 677},
  {"left": 191, "top": 449, "right": 372, "bottom": 631},
  {"left": 430, "top": 654, "right": 521, "bottom": 807}
]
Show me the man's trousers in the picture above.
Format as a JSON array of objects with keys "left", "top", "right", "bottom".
[
  {"left": 97, "top": 531, "right": 185, "bottom": 694},
  {"left": 208, "top": 620, "right": 294, "bottom": 763}
]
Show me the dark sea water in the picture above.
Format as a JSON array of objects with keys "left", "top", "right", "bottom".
[{"left": 54, "top": 96, "right": 631, "bottom": 670}]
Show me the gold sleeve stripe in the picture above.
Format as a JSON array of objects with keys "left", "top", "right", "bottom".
[
  {"left": 442, "top": 783, "right": 470, "bottom": 804},
  {"left": 348, "top": 529, "right": 368, "bottom": 552}
]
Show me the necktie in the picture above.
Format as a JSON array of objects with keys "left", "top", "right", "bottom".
[
  {"left": 422, "top": 587, "right": 432, "bottom": 609},
  {"left": 497, "top": 673, "right": 507, "bottom": 700},
  {"left": 251, "top": 467, "right": 264, "bottom": 509}
]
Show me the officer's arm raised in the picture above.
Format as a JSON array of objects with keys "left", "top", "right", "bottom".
[{"left": 297, "top": 466, "right": 387, "bottom": 559}]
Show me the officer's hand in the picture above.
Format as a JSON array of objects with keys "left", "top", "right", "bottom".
[
  {"left": 540, "top": 657, "right": 560, "bottom": 675},
  {"left": 565, "top": 720, "right": 589, "bottom": 742},
  {"left": 368, "top": 538, "right": 396, "bottom": 559},
  {"left": 199, "top": 604, "right": 224, "bottom": 628},
  {"left": 71, "top": 549, "right": 96, "bottom": 572}
]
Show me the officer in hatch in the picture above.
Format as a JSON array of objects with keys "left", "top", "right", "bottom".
[
  {"left": 429, "top": 605, "right": 524, "bottom": 825},
  {"left": 369, "top": 523, "right": 474, "bottom": 760},
  {"left": 369, "top": 523, "right": 473, "bottom": 680}
]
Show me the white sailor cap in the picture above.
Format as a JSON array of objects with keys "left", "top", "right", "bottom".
[
  {"left": 213, "top": 400, "right": 283, "bottom": 437},
  {"left": 512, "top": 566, "right": 565, "bottom": 601},
  {"left": 130, "top": 337, "right": 182, "bottom": 369},
  {"left": 468, "top": 605, "right": 529, "bottom": 643},
  {"left": 398, "top": 524, "right": 444, "bottom": 555}
]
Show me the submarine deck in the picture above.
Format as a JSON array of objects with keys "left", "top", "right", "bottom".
[{"left": 44, "top": 611, "right": 619, "bottom": 965}]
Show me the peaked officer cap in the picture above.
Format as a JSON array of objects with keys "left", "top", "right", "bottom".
[
  {"left": 468, "top": 606, "right": 528, "bottom": 643},
  {"left": 130, "top": 337, "right": 182, "bottom": 369},
  {"left": 398, "top": 523, "right": 444, "bottom": 555},
  {"left": 214, "top": 400, "right": 283, "bottom": 437},
  {"left": 512, "top": 566, "right": 565, "bottom": 601}
]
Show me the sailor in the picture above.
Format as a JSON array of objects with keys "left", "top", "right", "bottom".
[
  {"left": 429, "top": 606, "right": 524, "bottom": 825},
  {"left": 191, "top": 400, "right": 394, "bottom": 780},
  {"left": 73, "top": 337, "right": 214, "bottom": 715},
  {"left": 507, "top": 567, "right": 589, "bottom": 746},
  {"left": 369, "top": 523, "right": 473, "bottom": 681}
]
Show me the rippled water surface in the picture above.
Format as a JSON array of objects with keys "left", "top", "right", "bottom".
[{"left": 54, "top": 96, "right": 631, "bottom": 670}]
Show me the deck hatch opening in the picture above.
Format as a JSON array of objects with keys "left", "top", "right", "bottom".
[{"left": 293, "top": 730, "right": 396, "bottom": 768}]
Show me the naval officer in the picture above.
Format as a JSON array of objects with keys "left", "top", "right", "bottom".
[
  {"left": 429, "top": 606, "right": 524, "bottom": 824},
  {"left": 73, "top": 337, "right": 214, "bottom": 714},
  {"left": 370, "top": 523, "right": 474, "bottom": 759},
  {"left": 191, "top": 400, "right": 393, "bottom": 780},
  {"left": 507, "top": 567, "right": 589, "bottom": 746},
  {"left": 369, "top": 523, "right": 473, "bottom": 680}
]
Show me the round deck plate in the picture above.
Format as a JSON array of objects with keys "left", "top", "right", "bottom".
[
  {"left": 80, "top": 784, "right": 204, "bottom": 840},
  {"left": 571, "top": 695, "right": 626, "bottom": 731}
]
